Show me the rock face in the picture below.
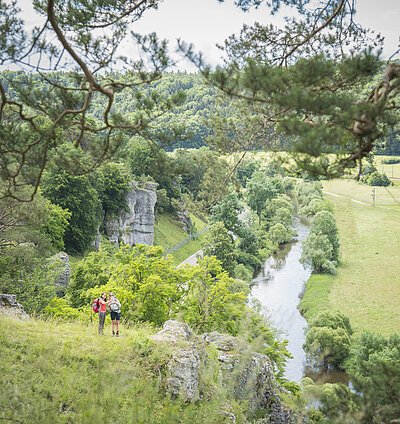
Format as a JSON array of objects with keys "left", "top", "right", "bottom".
[
  {"left": 53, "top": 252, "right": 71, "bottom": 291},
  {"left": 152, "top": 320, "right": 201, "bottom": 402},
  {"left": 152, "top": 320, "right": 296, "bottom": 423},
  {"left": 106, "top": 181, "right": 157, "bottom": 246},
  {"left": 0, "top": 294, "right": 29, "bottom": 320}
]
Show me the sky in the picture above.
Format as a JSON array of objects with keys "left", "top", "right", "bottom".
[{"left": 17, "top": 0, "right": 400, "bottom": 71}]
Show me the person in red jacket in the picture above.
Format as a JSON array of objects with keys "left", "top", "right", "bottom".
[{"left": 98, "top": 292, "right": 107, "bottom": 335}]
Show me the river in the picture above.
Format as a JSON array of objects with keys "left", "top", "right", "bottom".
[
  {"left": 251, "top": 218, "right": 350, "bottom": 384},
  {"left": 251, "top": 218, "right": 311, "bottom": 382}
]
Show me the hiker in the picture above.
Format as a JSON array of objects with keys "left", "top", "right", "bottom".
[
  {"left": 108, "top": 292, "right": 121, "bottom": 337},
  {"left": 98, "top": 292, "right": 107, "bottom": 335}
]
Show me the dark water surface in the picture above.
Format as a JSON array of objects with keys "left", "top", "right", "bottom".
[{"left": 251, "top": 219, "right": 311, "bottom": 382}]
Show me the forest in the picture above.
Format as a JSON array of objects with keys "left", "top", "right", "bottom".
[{"left": 0, "top": 0, "right": 399, "bottom": 423}]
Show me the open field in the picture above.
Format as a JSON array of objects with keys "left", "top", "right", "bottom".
[
  {"left": 302, "top": 179, "right": 400, "bottom": 335},
  {"left": 323, "top": 179, "right": 400, "bottom": 211}
]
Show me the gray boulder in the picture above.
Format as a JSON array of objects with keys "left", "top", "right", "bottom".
[
  {"left": 0, "top": 294, "right": 29, "bottom": 320},
  {"left": 151, "top": 320, "right": 192, "bottom": 344},
  {"left": 202, "top": 331, "right": 238, "bottom": 351}
]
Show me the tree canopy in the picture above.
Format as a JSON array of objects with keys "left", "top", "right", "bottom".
[{"left": 0, "top": 0, "right": 399, "bottom": 201}]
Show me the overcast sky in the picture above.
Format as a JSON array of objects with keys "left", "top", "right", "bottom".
[{"left": 17, "top": 0, "right": 400, "bottom": 71}]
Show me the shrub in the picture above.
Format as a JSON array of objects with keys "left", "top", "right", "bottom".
[
  {"left": 346, "top": 332, "right": 400, "bottom": 423},
  {"left": 310, "top": 310, "right": 353, "bottom": 335},
  {"left": 320, "top": 384, "right": 359, "bottom": 421},
  {"left": 310, "top": 211, "right": 340, "bottom": 261},
  {"left": 236, "top": 250, "right": 262, "bottom": 271},
  {"left": 269, "top": 223, "right": 292, "bottom": 245},
  {"left": 304, "top": 326, "right": 351, "bottom": 368},
  {"left": 233, "top": 264, "right": 254, "bottom": 282},
  {"left": 202, "top": 222, "right": 237, "bottom": 274},
  {"left": 381, "top": 158, "right": 400, "bottom": 164},
  {"left": 361, "top": 171, "right": 391, "bottom": 187},
  {"left": 300, "top": 233, "right": 336, "bottom": 274},
  {"left": 299, "top": 197, "right": 333, "bottom": 218},
  {"left": 361, "top": 163, "right": 377, "bottom": 176},
  {"left": 43, "top": 297, "right": 86, "bottom": 321}
]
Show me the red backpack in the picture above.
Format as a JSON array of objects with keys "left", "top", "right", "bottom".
[{"left": 92, "top": 298, "right": 100, "bottom": 313}]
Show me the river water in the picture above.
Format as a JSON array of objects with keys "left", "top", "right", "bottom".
[{"left": 251, "top": 218, "right": 311, "bottom": 382}]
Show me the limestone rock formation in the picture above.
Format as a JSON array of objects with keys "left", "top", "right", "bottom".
[
  {"left": 52, "top": 252, "right": 71, "bottom": 291},
  {"left": 151, "top": 320, "right": 201, "bottom": 402},
  {"left": 202, "top": 331, "right": 237, "bottom": 351},
  {"left": 152, "top": 320, "right": 296, "bottom": 423},
  {"left": 151, "top": 320, "right": 192, "bottom": 344},
  {"left": 0, "top": 294, "right": 29, "bottom": 320},
  {"left": 106, "top": 181, "right": 157, "bottom": 246}
]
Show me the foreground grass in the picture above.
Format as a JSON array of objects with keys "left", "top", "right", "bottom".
[
  {"left": 302, "top": 180, "right": 400, "bottom": 335},
  {"left": 0, "top": 316, "right": 239, "bottom": 424},
  {"left": 154, "top": 212, "right": 208, "bottom": 265}
]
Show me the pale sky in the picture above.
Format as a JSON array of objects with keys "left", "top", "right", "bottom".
[{"left": 16, "top": 0, "right": 400, "bottom": 71}]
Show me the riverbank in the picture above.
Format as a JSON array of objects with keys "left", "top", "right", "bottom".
[{"left": 300, "top": 179, "right": 400, "bottom": 334}]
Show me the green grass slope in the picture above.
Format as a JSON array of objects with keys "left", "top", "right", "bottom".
[
  {"left": 0, "top": 316, "right": 238, "bottom": 424},
  {"left": 154, "top": 212, "right": 208, "bottom": 265},
  {"left": 302, "top": 179, "right": 400, "bottom": 335}
]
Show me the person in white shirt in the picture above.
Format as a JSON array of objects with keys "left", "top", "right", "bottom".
[{"left": 107, "top": 292, "right": 121, "bottom": 337}]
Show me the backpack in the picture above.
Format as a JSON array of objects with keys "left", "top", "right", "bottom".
[{"left": 92, "top": 298, "right": 100, "bottom": 313}]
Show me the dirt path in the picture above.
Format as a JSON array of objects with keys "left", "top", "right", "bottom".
[{"left": 177, "top": 249, "right": 203, "bottom": 268}]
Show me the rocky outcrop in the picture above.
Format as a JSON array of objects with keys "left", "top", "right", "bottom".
[
  {"left": 152, "top": 320, "right": 193, "bottom": 343},
  {"left": 176, "top": 209, "right": 192, "bottom": 233},
  {"left": 152, "top": 320, "right": 296, "bottom": 423},
  {"left": 0, "top": 294, "right": 29, "bottom": 320},
  {"left": 106, "top": 181, "right": 157, "bottom": 246},
  {"left": 152, "top": 320, "right": 202, "bottom": 402},
  {"left": 53, "top": 252, "right": 71, "bottom": 290}
]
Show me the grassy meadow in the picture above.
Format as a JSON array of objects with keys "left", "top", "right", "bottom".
[
  {"left": 323, "top": 178, "right": 400, "bottom": 211},
  {"left": 302, "top": 179, "right": 400, "bottom": 335},
  {"left": 154, "top": 212, "right": 208, "bottom": 265},
  {"left": 0, "top": 316, "right": 238, "bottom": 424}
]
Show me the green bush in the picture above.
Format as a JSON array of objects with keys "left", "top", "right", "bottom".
[
  {"left": 43, "top": 297, "right": 86, "bottom": 321},
  {"left": 346, "top": 332, "right": 400, "bottom": 423},
  {"left": 310, "top": 310, "right": 353, "bottom": 335},
  {"left": 361, "top": 171, "right": 391, "bottom": 187},
  {"left": 319, "top": 384, "right": 359, "bottom": 421},
  {"left": 236, "top": 250, "right": 262, "bottom": 271},
  {"left": 202, "top": 222, "right": 237, "bottom": 274},
  {"left": 304, "top": 326, "right": 351, "bottom": 368},
  {"left": 233, "top": 263, "right": 254, "bottom": 282},
  {"left": 310, "top": 210, "right": 340, "bottom": 261},
  {"left": 269, "top": 223, "right": 292, "bottom": 245},
  {"left": 300, "top": 233, "right": 336, "bottom": 274},
  {"left": 381, "top": 158, "right": 400, "bottom": 164}
]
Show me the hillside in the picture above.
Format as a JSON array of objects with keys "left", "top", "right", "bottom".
[
  {"left": 0, "top": 315, "right": 292, "bottom": 424},
  {"left": 154, "top": 212, "right": 208, "bottom": 265}
]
